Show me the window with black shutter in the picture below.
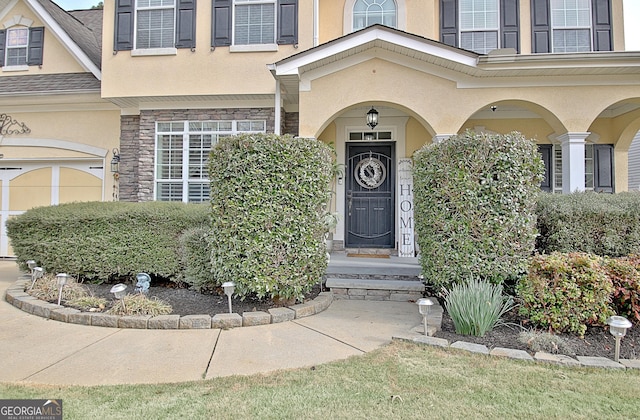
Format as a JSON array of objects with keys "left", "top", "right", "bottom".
[
  {"left": 440, "top": 0, "right": 519, "bottom": 54},
  {"left": 212, "top": 0, "right": 298, "bottom": 48},
  {"left": 0, "top": 26, "right": 44, "bottom": 68},
  {"left": 114, "top": 0, "right": 196, "bottom": 52},
  {"left": 532, "top": 0, "right": 611, "bottom": 53}
]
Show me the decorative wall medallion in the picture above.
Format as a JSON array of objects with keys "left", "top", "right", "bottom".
[
  {"left": 0, "top": 114, "right": 31, "bottom": 136},
  {"left": 355, "top": 156, "right": 386, "bottom": 189}
]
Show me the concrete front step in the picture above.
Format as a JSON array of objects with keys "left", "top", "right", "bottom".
[{"left": 326, "top": 278, "right": 425, "bottom": 302}]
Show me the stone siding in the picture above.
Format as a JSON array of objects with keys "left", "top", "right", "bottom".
[{"left": 119, "top": 108, "right": 275, "bottom": 202}]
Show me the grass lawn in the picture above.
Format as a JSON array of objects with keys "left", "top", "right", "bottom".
[{"left": 1, "top": 341, "right": 638, "bottom": 419}]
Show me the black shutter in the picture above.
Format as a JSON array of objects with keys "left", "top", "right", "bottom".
[
  {"left": 440, "top": 0, "right": 457, "bottom": 47},
  {"left": 277, "top": 0, "right": 297, "bottom": 45},
  {"left": 114, "top": 0, "right": 134, "bottom": 51},
  {"left": 176, "top": 0, "right": 197, "bottom": 49},
  {"left": 212, "top": 0, "right": 232, "bottom": 47},
  {"left": 531, "top": 0, "right": 550, "bottom": 53},
  {"left": 594, "top": 144, "right": 615, "bottom": 193},
  {"left": 0, "top": 30, "right": 5, "bottom": 67},
  {"left": 592, "top": 0, "right": 612, "bottom": 51},
  {"left": 501, "top": 0, "right": 519, "bottom": 52},
  {"left": 538, "top": 145, "right": 553, "bottom": 192},
  {"left": 27, "top": 27, "right": 44, "bottom": 66}
]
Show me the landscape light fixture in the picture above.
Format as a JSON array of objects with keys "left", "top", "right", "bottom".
[
  {"left": 27, "top": 259, "right": 36, "bottom": 270},
  {"left": 110, "top": 283, "right": 128, "bottom": 311},
  {"left": 416, "top": 298, "right": 435, "bottom": 336},
  {"left": 606, "top": 315, "right": 632, "bottom": 362},
  {"left": 222, "top": 281, "right": 235, "bottom": 314},
  {"left": 366, "top": 107, "right": 379, "bottom": 129},
  {"left": 29, "top": 267, "right": 44, "bottom": 290},
  {"left": 56, "top": 273, "right": 70, "bottom": 305}
]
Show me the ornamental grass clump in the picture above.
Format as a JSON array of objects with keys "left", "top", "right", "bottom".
[
  {"left": 444, "top": 277, "right": 515, "bottom": 337},
  {"left": 107, "top": 294, "right": 172, "bottom": 317},
  {"left": 28, "top": 274, "right": 86, "bottom": 303}
]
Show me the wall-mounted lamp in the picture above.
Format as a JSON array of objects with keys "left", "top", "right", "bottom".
[
  {"left": 110, "top": 148, "right": 120, "bottom": 174},
  {"left": 366, "top": 107, "right": 379, "bottom": 129}
]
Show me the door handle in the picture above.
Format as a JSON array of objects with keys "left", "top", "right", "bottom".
[{"left": 347, "top": 190, "right": 353, "bottom": 217}]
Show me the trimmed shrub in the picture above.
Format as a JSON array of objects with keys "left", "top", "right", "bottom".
[
  {"left": 7, "top": 201, "right": 209, "bottom": 281},
  {"left": 444, "top": 277, "right": 514, "bottom": 337},
  {"left": 178, "top": 226, "right": 214, "bottom": 290},
  {"left": 517, "top": 253, "right": 613, "bottom": 336},
  {"left": 208, "top": 133, "right": 334, "bottom": 301},
  {"left": 413, "top": 131, "right": 544, "bottom": 288},
  {"left": 602, "top": 256, "right": 640, "bottom": 323},
  {"left": 536, "top": 192, "right": 640, "bottom": 257}
]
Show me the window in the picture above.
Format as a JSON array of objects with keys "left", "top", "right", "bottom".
[
  {"left": 5, "top": 28, "right": 28, "bottom": 66},
  {"left": 353, "top": 0, "right": 397, "bottom": 31},
  {"left": 114, "top": 0, "right": 195, "bottom": 52},
  {"left": 155, "top": 120, "right": 266, "bottom": 202},
  {"left": 460, "top": 0, "right": 499, "bottom": 54},
  {"left": 543, "top": 143, "right": 613, "bottom": 193},
  {"left": 234, "top": 0, "right": 276, "bottom": 45},
  {"left": 441, "top": 0, "right": 519, "bottom": 53},
  {"left": 212, "top": 0, "right": 297, "bottom": 48},
  {"left": 551, "top": 0, "right": 591, "bottom": 52},
  {"left": 0, "top": 26, "right": 44, "bottom": 69},
  {"left": 136, "top": 0, "right": 176, "bottom": 49}
]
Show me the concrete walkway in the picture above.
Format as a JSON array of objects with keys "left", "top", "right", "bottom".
[{"left": 0, "top": 260, "right": 423, "bottom": 386}]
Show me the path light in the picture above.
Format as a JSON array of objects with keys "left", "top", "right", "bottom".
[
  {"left": 417, "top": 298, "right": 435, "bottom": 336},
  {"left": 110, "top": 283, "right": 128, "bottom": 311},
  {"left": 606, "top": 315, "right": 632, "bottom": 362},
  {"left": 27, "top": 260, "right": 36, "bottom": 270},
  {"left": 222, "top": 282, "right": 235, "bottom": 314},
  {"left": 56, "top": 273, "right": 70, "bottom": 305},
  {"left": 29, "top": 267, "right": 44, "bottom": 290}
]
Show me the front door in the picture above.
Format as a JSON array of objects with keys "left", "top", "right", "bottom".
[{"left": 346, "top": 143, "right": 395, "bottom": 248}]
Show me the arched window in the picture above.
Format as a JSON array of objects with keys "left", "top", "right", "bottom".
[{"left": 353, "top": 0, "right": 397, "bottom": 31}]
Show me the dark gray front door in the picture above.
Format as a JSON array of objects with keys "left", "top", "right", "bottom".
[{"left": 346, "top": 143, "right": 395, "bottom": 248}]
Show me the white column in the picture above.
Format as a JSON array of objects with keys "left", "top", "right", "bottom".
[
  {"left": 274, "top": 79, "right": 281, "bottom": 135},
  {"left": 558, "top": 132, "right": 589, "bottom": 194},
  {"left": 432, "top": 134, "right": 455, "bottom": 144}
]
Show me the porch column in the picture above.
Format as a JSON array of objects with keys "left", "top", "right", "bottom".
[
  {"left": 432, "top": 134, "right": 455, "bottom": 144},
  {"left": 558, "top": 132, "right": 589, "bottom": 193}
]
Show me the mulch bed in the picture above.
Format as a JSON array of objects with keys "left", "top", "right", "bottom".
[
  {"left": 81, "top": 281, "right": 322, "bottom": 317},
  {"left": 434, "top": 307, "right": 640, "bottom": 360}
]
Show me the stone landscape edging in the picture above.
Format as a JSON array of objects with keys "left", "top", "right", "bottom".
[
  {"left": 392, "top": 334, "right": 640, "bottom": 371},
  {"left": 4, "top": 277, "right": 333, "bottom": 330}
]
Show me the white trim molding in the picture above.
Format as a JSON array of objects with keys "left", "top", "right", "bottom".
[{"left": 558, "top": 132, "right": 590, "bottom": 193}]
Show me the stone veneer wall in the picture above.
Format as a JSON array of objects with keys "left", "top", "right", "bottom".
[
  {"left": 283, "top": 111, "right": 299, "bottom": 137},
  {"left": 119, "top": 108, "right": 275, "bottom": 202}
]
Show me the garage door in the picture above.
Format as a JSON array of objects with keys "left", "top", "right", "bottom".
[{"left": 0, "top": 161, "right": 104, "bottom": 257}]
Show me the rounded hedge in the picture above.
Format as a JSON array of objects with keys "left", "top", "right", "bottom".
[
  {"left": 208, "top": 133, "right": 333, "bottom": 301},
  {"left": 413, "top": 131, "right": 544, "bottom": 288}
]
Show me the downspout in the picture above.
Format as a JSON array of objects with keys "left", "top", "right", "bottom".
[{"left": 314, "top": 0, "right": 319, "bottom": 47}]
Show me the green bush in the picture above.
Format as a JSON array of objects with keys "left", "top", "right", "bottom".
[
  {"left": 178, "top": 226, "right": 214, "bottom": 290},
  {"left": 536, "top": 192, "right": 640, "bottom": 256},
  {"left": 413, "top": 131, "right": 544, "bottom": 288},
  {"left": 444, "top": 277, "right": 514, "bottom": 337},
  {"left": 517, "top": 252, "right": 613, "bottom": 336},
  {"left": 601, "top": 255, "right": 640, "bottom": 323},
  {"left": 7, "top": 201, "right": 209, "bottom": 281},
  {"left": 208, "top": 133, "right": 333, "bottom": 301}
]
